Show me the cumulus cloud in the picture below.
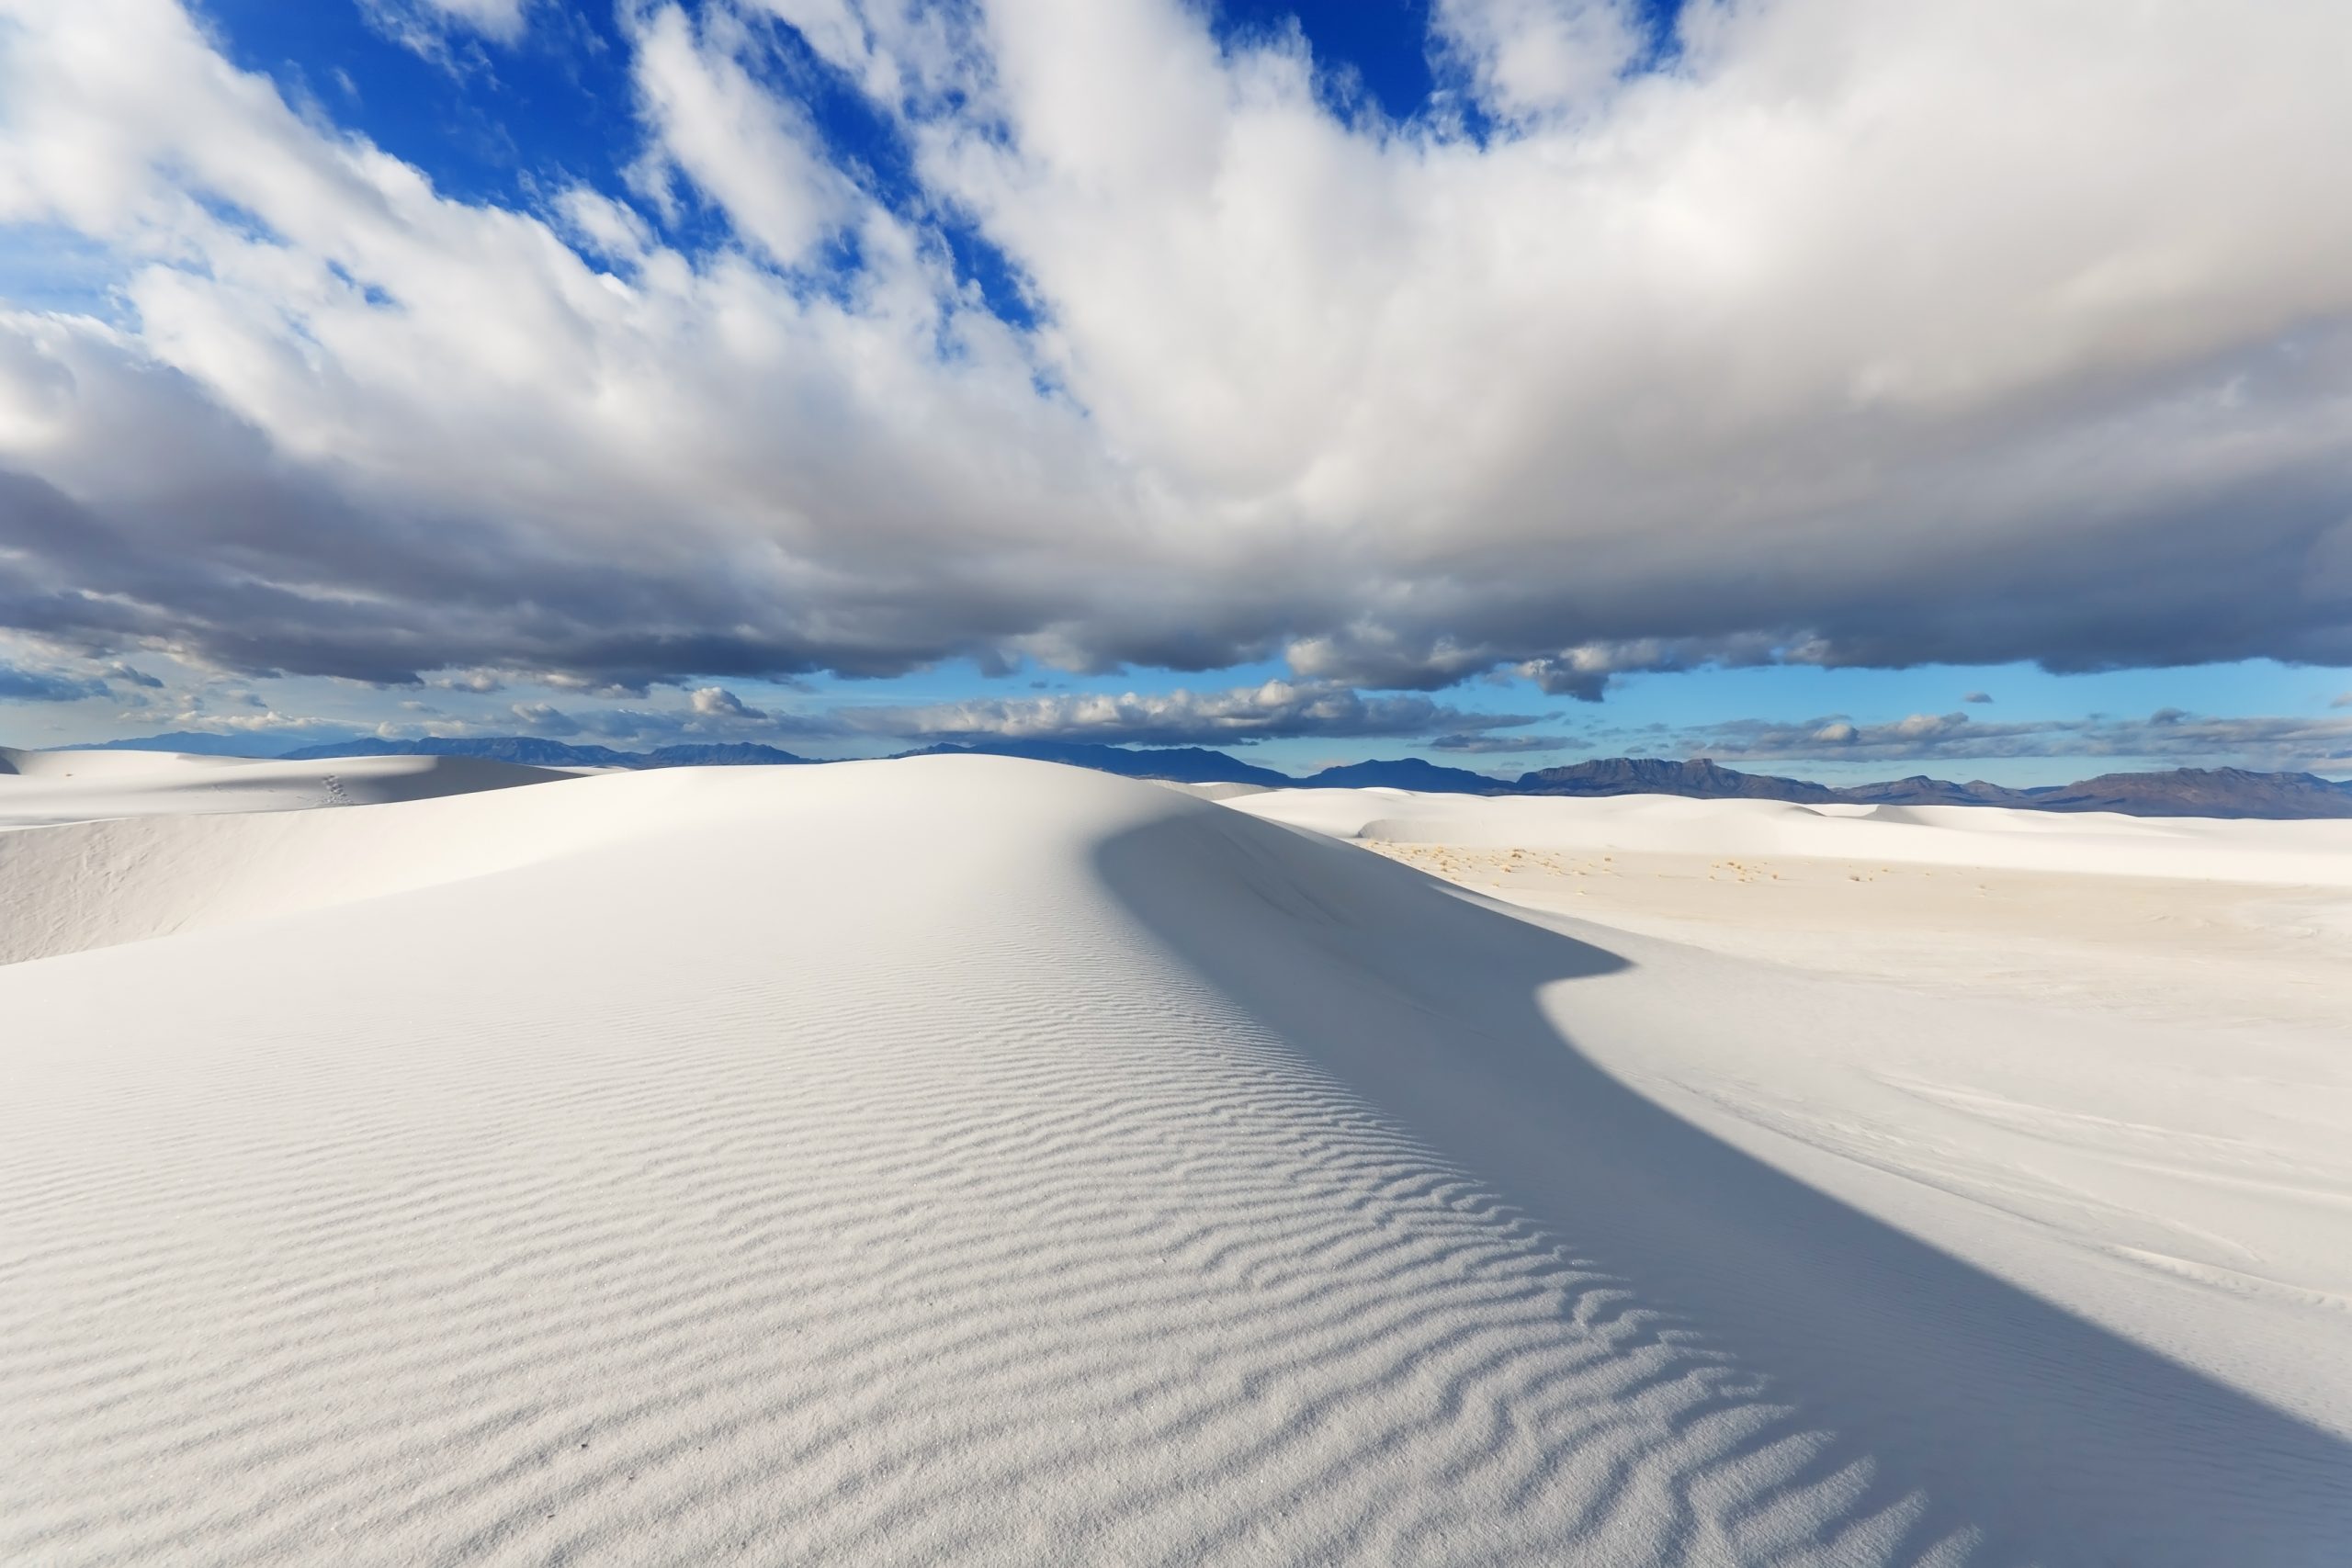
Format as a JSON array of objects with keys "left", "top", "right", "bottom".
[
  {"left": 1962, "top": 691, "right": 1994, "bottom": 705},
  {"left": 843, "top": 680, "right": 1537, "bottom": 747},
  {"left": 159, "top": 706, "right": 353, "bottom": 737},
  {"left": 1428, "top": 0, "right": 1644, "bottom": 123},
  {"left": 1507, "top": 635, "right": 1811, "bottom": 701},
  {"left": 367, "top": 686, "right": 853, "bottom": 750},
  {"left": 0, "top": 0, "right": 2349, "bottom": 705},
  {"left": 689, "top": 684, "right": 768, "bottom": 719},
  {"left": 509, "top": 701, "right": 582, "bottom": 737}
]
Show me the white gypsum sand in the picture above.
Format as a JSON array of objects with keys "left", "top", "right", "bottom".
[
  {"left": 2, "top": 756, "right": 2347, "bottom": 1564},
  {"left": 0, "top": 745, "right": 566, "bottom": 827},
  {"left": 1225, "top": 785, "right": 2352, "bottom": 1036}
]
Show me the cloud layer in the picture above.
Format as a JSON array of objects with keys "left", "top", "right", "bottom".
[
  {"left": 1690, "top": 708, "right": 2352, "bottom": 773},
  {"left": 839, "top": 680, "right": 1540, "bottom": 747},
  {"left": 3, "top": 0, "right": 2351, "bottom": 703}
]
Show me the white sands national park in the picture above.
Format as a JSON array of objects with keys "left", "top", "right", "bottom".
[{"left": 3, "top": 750, "right": 2349, "bottom": 1564}]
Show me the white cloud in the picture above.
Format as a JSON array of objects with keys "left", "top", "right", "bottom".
[
  {"left": 553, "top": 186, "right": 656, "bottom": 265},
  {"left": 1892, "top": 711, "right": 1967, "bottom": 739},
  {"left": 359, "top": 0, "right": 533, "bottom": 61},
  {"left": 625, "top": 3, "right": 855, "bottom": 266},
  {"left": 1428, "top": 0, "right": 1643, "bottom": 122},
  {"left": 425, "top": 0, "right": 530, "bottom": 36},
  {"left": 690, "top": 684, "right": 767, "bottom": 719},
  {"left": 846, "top": 679, "right": 1536, "bottom": 747},
  {"left": 0, "top": 0, "right": 2348, "bottom": 702}
]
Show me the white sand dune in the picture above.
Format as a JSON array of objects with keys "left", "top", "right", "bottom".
[
  {"left": 0, "top": 746, "right": 564, "bottom": 829},
  {"left": 1231, "top": 784, "right": 2352, "bottom": 886},
  {"left": 1227, "top": 784, "right": 2352, "bottom": 1041},
  {"left": 3, "top": 759, "right": 2347, "bottom": 1564}
]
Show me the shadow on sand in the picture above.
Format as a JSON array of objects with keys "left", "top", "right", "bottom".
[{"left": 1096, "top": 807, "right": 2351, "bottom": 1564}]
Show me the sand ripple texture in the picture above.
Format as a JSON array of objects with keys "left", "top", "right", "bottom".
[{"left": 2, "top": 758, "right": 2346, "bottom": 1564}]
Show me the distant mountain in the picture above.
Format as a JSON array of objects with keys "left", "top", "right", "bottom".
[
  {"left": 46, "top": 731, "right": 2352, "bottom": 818},
  {"left": 1501, "top": 760, "right": 2352, "bottom": 818},
  {"left": 2018, "top": 767, "right": 2352, "bottom": 819},
  {"left": 277, "top": 737, "right": 810, "bottom": 768},
  {"left": 280, "top": 737, "right": 641, "bottom": 767},
  {"left": 897, "top": 739, "right": 1295, "bottom": 786},
  {"left": 59, "top": 730, "right": 318, "bottom": 759},
  {"left": 640, "top": 743, "right": 814, "bottom": 767},
  {"left": 1300, "top": 757, "right": 1509, "bottom": 793},
  {"left": 1513, "top": 757, "right": 1844, "bottom": 804},
  {"left": 1838, "top": 774, "right": 2031, "bottom": 807}
]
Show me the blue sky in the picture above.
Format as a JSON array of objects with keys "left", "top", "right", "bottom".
[{"left": 1, "top": 0, "right": 2348, "bottom": 783}]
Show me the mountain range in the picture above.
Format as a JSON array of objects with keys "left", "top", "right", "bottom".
[
  {"left": 270, "top": 737, "right": 814, "bottom": 769},
  {"left": 51, "top": 734, "right": 2352, "bottom": 819}
]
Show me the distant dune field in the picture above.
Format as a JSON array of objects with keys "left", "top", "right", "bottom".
[{"left": 3, "top": 754, "right": 2347, "bottom": 1564}]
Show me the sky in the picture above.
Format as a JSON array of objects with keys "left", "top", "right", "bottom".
[{"left": 0, "top": 0, "right": 2348, "bottom": 785}]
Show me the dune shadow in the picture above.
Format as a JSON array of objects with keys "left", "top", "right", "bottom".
[{"left": 1095, "top": 808, "right": 2352, "bottom": 1564}]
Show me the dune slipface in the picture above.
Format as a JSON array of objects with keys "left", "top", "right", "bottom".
[{"left": 2, "top": 757, "right": 2347, "bottom": 1565}]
